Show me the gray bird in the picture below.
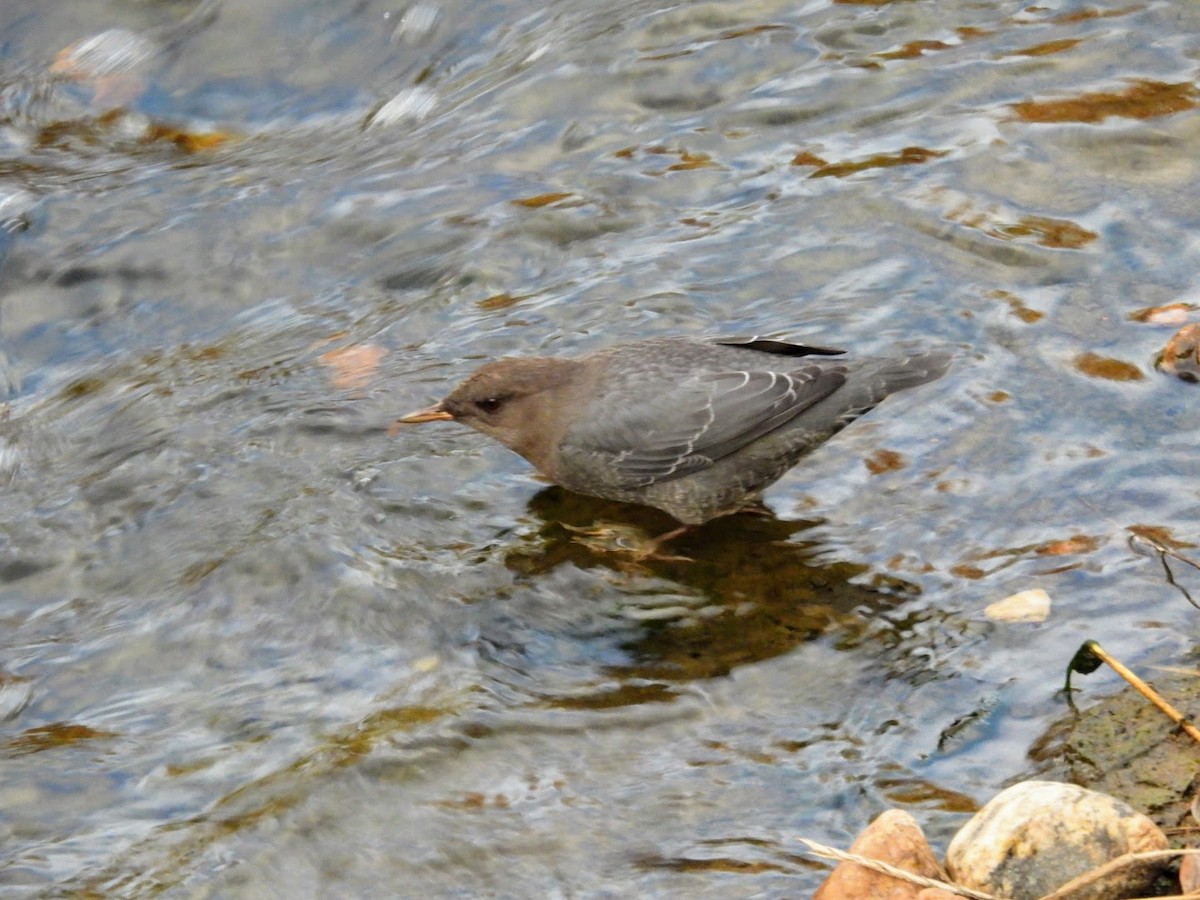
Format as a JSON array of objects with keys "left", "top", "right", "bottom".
[{"left": 394, "top": 336, "right": 950, "bottom": 544}]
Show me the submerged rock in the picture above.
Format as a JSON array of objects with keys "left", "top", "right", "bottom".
[{"left": 1157, "top": 323, "right": 1200, "bottom": 383}]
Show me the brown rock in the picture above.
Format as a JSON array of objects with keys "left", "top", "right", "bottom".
[{"left": 813, "top": 808, "right": 946, "bottom": 900}]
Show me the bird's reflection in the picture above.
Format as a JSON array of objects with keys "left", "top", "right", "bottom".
[{"left": 502, "top": 486, "right": 922, "bottom": 690}]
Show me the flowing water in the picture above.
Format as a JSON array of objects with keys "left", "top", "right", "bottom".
[{"left": 1, "top": 0, "right": 1198, "bottom": 896}]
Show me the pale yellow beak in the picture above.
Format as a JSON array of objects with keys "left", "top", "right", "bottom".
[{"left": 389, "top": 402, "right": 454, "bottom": 435}]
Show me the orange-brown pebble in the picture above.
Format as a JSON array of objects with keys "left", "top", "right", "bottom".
[{"left": 813, "top": 809, "right": 946, "bottom": 899}]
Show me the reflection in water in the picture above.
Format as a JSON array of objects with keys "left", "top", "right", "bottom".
[{"left": 508, "top": 486, "right": 916, "bottom": 689}]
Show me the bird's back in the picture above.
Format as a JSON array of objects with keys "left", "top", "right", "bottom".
[{"left": 556, "top": 337, "right": 950, "bottom": 523}]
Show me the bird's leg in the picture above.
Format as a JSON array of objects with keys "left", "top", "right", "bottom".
[
  {"left": 632, "top": 528, "right": 695, "bottom": 564},
  {"left": 561, "top": 522, "right": 693, "bottom": 563},
  {"left": 647, "top": 523, "right": 693, "bottom": 547}
]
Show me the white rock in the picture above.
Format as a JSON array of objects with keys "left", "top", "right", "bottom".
[
  {"left": 984, "top": 588, "right": 1051, "bottom": 623},
  {"left": 946, "top": 780, "right": 1168, "bottom": 900}
]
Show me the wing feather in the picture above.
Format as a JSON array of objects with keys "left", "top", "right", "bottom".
[{"left": 560, "top": 363, "right": 846, "bottom": 488}]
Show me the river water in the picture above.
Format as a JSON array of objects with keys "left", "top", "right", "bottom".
[{"left": 2, "top": 0, "right": 1198, "bottom": 896}]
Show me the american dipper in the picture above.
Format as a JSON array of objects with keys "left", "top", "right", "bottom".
[{"left": 395, "top": 336, "right": 949, "bottom": 539}]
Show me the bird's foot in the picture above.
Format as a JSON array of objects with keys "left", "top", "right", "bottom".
[{"left": 561, "top": 523, "right": 693, "bottom": 563}]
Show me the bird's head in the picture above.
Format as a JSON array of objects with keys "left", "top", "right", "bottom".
[{"left": 392, "top": 357, "right": 581, "bottom": 461}]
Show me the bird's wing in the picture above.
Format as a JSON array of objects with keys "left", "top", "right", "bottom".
[{"left": 560, "top": 363, "right": 847, "bottom": 488}]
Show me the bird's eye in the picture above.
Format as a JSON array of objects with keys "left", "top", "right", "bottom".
[{"left": 475, "top": 397, "right": 503, "bottom": 414}]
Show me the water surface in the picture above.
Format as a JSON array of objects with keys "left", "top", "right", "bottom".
[{"left": 1, "top": 0, "right": 1198, "bottom": 895}]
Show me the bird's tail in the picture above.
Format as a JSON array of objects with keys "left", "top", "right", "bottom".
[
  {"left": 862, "top": 349, "right": 952, "bottom": 395},
  {"left": 825, "top": 349, "right": 953, "bottom": 433}
]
